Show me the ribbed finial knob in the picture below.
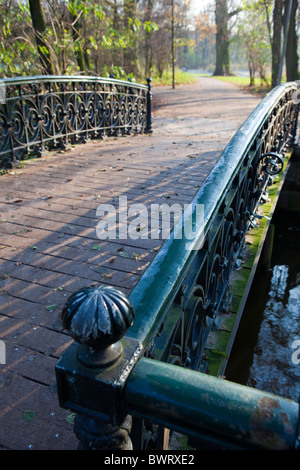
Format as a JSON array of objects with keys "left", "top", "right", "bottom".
[{"left": 61, "top": 284, "right": 135, "bottom": 367}]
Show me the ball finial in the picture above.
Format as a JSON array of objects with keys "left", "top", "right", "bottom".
[{"left": 61, "top": 284, "right": 135, "bottom": 367}]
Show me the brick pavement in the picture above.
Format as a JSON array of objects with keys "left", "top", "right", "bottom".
[{"left": 0, "top": 77, "right": 261, "bottom": 450}]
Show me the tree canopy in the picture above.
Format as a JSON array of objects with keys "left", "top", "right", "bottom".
[{"left": 0, "top": 0, "right": 298, "bottom": 85}]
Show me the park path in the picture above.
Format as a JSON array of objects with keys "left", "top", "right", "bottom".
[{"left": 0, "top": 76, "right": 261, "bottom": 450}]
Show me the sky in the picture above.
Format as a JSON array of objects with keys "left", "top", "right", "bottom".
[{"left": 190, "top": 0, "right": 214, "bottom": 15}]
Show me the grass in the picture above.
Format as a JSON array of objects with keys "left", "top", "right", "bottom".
[
  {"left": 212, "top": 74, "right": 273, "bottom": 96},
  {"left": 149, "top": 68, "right": 278, "bottom": 97},
  {"left": 151, "top": 68, "right": 199, "bottom": 86},
  {"left": 211, "top": 73, "right": 289, "bottom": 97}
]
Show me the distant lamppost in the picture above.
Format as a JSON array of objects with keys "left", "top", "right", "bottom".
[{"left": 171, "top": 0, "right": 175, "bottom": 89}]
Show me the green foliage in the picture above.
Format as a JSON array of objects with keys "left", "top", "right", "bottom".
[
  {"left": 144, "top": 21, "right": 159, "bottom": 34},
  {"left": 0, "top": 1, "right": 39, "bottom": 77},
  {"left": 0, "top": 0, "right": 298, "bottom": 86},
  {"left": 0, "top": 0, "right": 169, "bottom": 80},
  {"left": 236, "top": 0, "right": 272, "bottom": 85}
]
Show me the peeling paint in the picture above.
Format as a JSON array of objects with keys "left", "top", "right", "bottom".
[{"left": 249, "top": 396, "right": 291, "bottom": 449}]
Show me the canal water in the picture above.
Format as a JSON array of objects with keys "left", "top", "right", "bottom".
[{"left": 225, "top": 185, "right": 300, "bottom": 402}]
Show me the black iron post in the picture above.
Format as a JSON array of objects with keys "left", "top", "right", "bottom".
[
  {"left": 146, "top": 77, "right": 153, "bottom": 133},
  {"left": 55, "top": 284, "right": 142, "bottom": 450}
]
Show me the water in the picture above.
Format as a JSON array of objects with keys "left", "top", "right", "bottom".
[{"left": 226, "top": 206, "right": 300, "bottom": 402}]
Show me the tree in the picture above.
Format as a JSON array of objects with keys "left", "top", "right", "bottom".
[
  {"left": 271, "top": 0, "right": 299, "bottom": 86},
  {"left": 285, "top": 0, "right": 299, "bottom": 81},
  {"left": 271, "top": 0, "right": 283, "bottom": 86},
  {"left": 69, "top": 0, "right": 87, "bottom": 72},
  {"left": 123, "top": 0, "right": 140, "bottom": 76},
  {"left": 28, "top": 0, "right": 56, "bottom": 75},
  {"left": 143, "top": 0, "right": 155, "bottom": 77},
  {"left": 0, "top": 0, "right": 197, "bottom": 81},
  {"left": 214, "top": 0, "right": 241, "bottom": 76},
  {"left": 237, "top": 0, "right": 271, "bottom": 86}
]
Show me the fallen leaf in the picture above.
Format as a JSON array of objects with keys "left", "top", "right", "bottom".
[
  {"left": 23, "top": 410, "right": 36, "bottom": 422},
  {"left": 148, "top": 247, "right": 159, "bottom": 253},
  {"left": 92, "top": 244, "right": 102, "bottom": 250},
  {"left": 65, "top": 413, "right": 76, "bottom": 424},
  {"left": 101, "top": 273, "right": 113, "bottom": 279},
  {"left": 45, "top": 304, "right": 58, "bottom": 311}
]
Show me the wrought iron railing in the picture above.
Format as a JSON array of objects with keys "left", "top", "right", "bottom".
[
  {"left": 0, "top": 75, "right": 152, "bottom": 168},
  {"left": 55, "top": 81, "right": 300, "bottom": 450}
]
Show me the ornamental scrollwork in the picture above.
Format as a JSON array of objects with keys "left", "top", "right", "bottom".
[{"left": 0, "top": 77, "right": 149, "bottom": 168}]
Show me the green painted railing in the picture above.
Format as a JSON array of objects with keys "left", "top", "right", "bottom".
[
  {"left": 125, "top": 358, "right": 299, "bottom": 450},
  {"left": 0, "top": 75, "right": 152, "bottom": 168},
  {"left": 55, "top": 81, "right": 300, "bottom": 450}
]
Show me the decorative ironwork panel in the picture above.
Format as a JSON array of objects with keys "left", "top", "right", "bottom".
[
  {"left": 143, "top": 84, "right": 299, "bottom": 374},
  {"left": 55, "top": 81, "right": 299, "bottom": 451},
  {"left": 0, "top": 75, "right": 150, "bottom": 168}
]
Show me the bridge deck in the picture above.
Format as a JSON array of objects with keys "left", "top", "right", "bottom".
[{"left": 0, "top": 77, "right": 261, "bottom": 450}]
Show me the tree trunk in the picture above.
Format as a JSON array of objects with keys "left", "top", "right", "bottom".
[
  {"left": 144, "top": 0, "right": 154, "bottom": 78},
  {"left": 28, "top": 0, "right": 56, "bottom": 75},
  {"left": 123, "top": 0, "right": 139, "bottom": 76},
  {"left": 272, "top": 0, "right": 283, "bottom": 87},
  {"left": 285, "top": 0, "right": 299, "bottom": 81},
  {"left": 214, "top": 0, "right": 231, "bottom": 76},
  {"left": 69, "top": 0, "right": 86, "bottom": 73}
]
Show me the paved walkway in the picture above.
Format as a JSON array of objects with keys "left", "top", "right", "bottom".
[{"left": 0, "top": 76, "right": 261, "bottom": 450}]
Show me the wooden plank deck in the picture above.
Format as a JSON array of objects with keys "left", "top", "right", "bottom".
[{"left": 0, "top": 77, "right": 261, "bottom": 450}]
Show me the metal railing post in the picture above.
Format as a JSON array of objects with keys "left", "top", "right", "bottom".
[
  {"left": 55, "top": 284, "right": 142, "bottom": 450},
  {"left": 55, "top": 81, "right": 300, "bottom": 450},
  {"left": 146, "top": 77, "right": 153, "bottom": 133}
]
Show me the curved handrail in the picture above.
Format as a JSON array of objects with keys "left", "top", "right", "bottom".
[
  {"left": 55, "top": 81, "right": 300, "bottom": 450},
  {"left": 0, "top": 74, "right": 148, "bottom": 90},
  {"left": 0, "top": 75, "right": 152, "bottom": 168},
  {"left": 127, "top": 81, "right": 299, "bottom": 347}
]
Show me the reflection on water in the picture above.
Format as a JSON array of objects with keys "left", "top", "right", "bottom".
[
  {"left": 246, "top": 265, "right": 300, "bottom": 401},
  {"left": 226, "top": 207, "right": 300, "bottom": 403}
]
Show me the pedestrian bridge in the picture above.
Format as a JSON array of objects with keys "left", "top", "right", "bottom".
[{"left": 0, "top": 75, "right": 299, "bottom": 450}]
